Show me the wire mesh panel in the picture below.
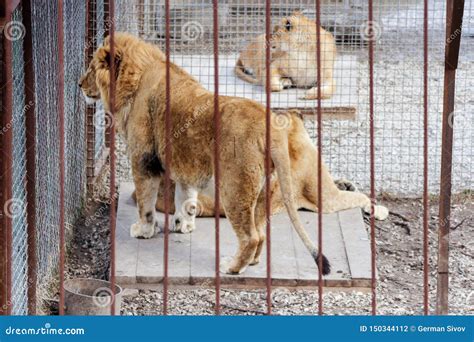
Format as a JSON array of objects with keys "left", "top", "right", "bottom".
[
  {"left": 29, "top": 0, "right": 88, "bottom": 306},
  {"left": 63, "top": 0, "right": 87, "bottom": 222},
  {"left": 112, "top": 0, "right": 473, "bottom": 196},
  {"left": 9, "top": 4, "right": 29, "bottom": 316},
  {"left": 30, "top": 0, "right": 61, "bottom": 297}
]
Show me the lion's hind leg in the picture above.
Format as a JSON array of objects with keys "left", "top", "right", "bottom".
[{"left": 219, "top": 165, "right": 262, "bottom": 274}]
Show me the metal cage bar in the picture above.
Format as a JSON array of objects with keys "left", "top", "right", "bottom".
[
  {"left": 264, "top": 0, "right": 272, "bottom": 316},
  {"left": 22, "top": 0, "right": 37, "bottom": 316},
  {"left": 163, "top": 0, "right": 171, "bottom": 316},
  {"left": 422, "top": 0, "right": 430, "bottom": 316},
  {"left": 85, "top": 0, "right": 97, "bottom": 194},
  {"left": 436, "top": 0, "right": 465, "bottom": 315},
  {"left": 367, "top": 0, "right": 377, "bottom": 315},
  {"left": 0, "top": 0, "right": 18, "bottom": 316},
  {"left": 57, "top": 0, "right": 66, "bottom": 316},
  {"left": 315, "top": 0, "right": 324, "bottom": 316},
  {"left": 212, "top": 0, "right": 221, "bottom": 316},
  {"left": 108, "top": 0, "right": 117, "bottom": 316}
]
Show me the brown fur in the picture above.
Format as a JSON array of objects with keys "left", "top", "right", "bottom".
[
  {"left": 134, "top": 111, "right": 389, "bottom": 229},
  {"left": 235, "top": 12, "right": 337, "bottom": 99},
  {"left": 79, "top": 33, "right": 386, "bottom": 276}
]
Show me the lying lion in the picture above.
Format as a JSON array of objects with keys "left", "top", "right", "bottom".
[
  {"left": 131, "top": 111, "right": 388, "bottom": 235},
  {"left": 235, "top": 12, "right": 337, "bottom": 100},
  {"left": 79, "top": 33, "right": 386, "bottom": 276}
]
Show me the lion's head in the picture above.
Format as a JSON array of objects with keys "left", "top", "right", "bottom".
[
  {"left": 78, "top": 62, "right": 100, "bottom": 105},
  {"left": 272, "top": 12, "right": 316, "bottom": 52},
  {"left": 79, "top": 33, "right": 165, "bottom": 110},
  {"left": 79, "top": 42, "right": 122, "bottom": 107}
]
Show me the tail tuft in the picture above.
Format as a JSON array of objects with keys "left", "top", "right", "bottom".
[{"left": 313, "top": 252, "right": 331, "bottom": 275}]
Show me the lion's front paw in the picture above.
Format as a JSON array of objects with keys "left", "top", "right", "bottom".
[
  {"left": 130, "top": 222, "right": 155, "bottom": 239},
  {"left": 171, "top": 214, "right": 196, "bottom": 234},
  {"left": 374, "top": 205, "right": 389, "bottom": 221},
  {"left": 220, "top": 256, "right": 247, "bottom": 275}
]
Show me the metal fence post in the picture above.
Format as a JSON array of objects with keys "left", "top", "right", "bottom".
[
  {"left": 0, "top": 0, "right": 20, "bottom": 316},
  {"left": 22, "top": 0, "right": 38, "bottom": 315},
  {"left": 436, "top": 0, "right": 465, "bottom": 315}
]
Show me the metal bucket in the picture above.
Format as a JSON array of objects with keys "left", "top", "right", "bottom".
[{"left": 64, "top": 278, "right": 123, "bottom": 315}]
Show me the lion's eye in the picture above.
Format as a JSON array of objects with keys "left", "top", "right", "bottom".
[{"left": 285, "top": 20, "right": 292, "bottom": 31}]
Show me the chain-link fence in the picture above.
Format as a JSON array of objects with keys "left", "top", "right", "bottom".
[
  {"left": 1, "top": 0, "right": 91, "bottom": 314},
  {"left": 9, "top": 4, "right": 29, "bottom": 316},
  {"left": 113, "top": 0, "right": 473, "bottom": 196}
]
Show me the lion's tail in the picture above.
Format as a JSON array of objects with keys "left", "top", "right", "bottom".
[
  {"left": 271, "top": 128, "right": 331, "bottom": 275},
  {"left": 234, "top": 57, "right": 260, "bottom": 85}
]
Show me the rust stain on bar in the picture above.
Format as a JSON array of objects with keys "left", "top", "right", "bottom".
[
  {"left": 108, "top": 0, "right": 117, "bottom": 316},
  {"left": 315, "top": 0, "right": 324, "bottom": 316},
  {"left": 212, "top": 0, "right": 221, "bottom": 316},
  {"left": 265, "top": 0, "right": 272, "bottom": 316}
]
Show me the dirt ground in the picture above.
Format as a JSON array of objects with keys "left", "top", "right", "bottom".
[{"left": 63, "top": 191, "right": 473, "bottom": 315}]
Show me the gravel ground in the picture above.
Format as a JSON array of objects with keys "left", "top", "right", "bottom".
[{"left": 65, "top": 192, "right": 473, "bottom": 316}]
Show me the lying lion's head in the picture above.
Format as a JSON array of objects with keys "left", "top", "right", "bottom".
[{"left": 272, "top": 12, "right": 315, "bottom": 52}]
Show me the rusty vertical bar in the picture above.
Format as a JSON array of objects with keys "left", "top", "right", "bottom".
[
  {"left": 212, "top": 0, "right": 221, "bottom": 316},
  {"left": 436, "top": 0, "right": 464, "bottom": 315},
  {"left": 108, "top": 0, "right": 117, "bottom": 316},
  {"left": 23, "top": 0, "right": 37, "bottom": 315},
  {"left": 57, "top": 0, "right": 66, "bottom": 316},
  {"left": 264, "top": 0, "right": 272, "bottom": 316},
  {"left": 0, "top": 4, "right": 14, "bottom": 316},
  {"left": 422, "top": 0, "right": 429, "bottom": 316},
  {"left": 163, "top": 0, "right": 171, "bottom": 316},
  {"left": 315, "top": 0, "right": 324, "bottom": 316},
  {"left": 85, "top": 0, "right": 96, "bottom": 194},
  {"left": 104, "top": 0, "right": 111, "bottom": 148},
  {"left": 367, "top": 0, "right": 377, "bottom": 315}
]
